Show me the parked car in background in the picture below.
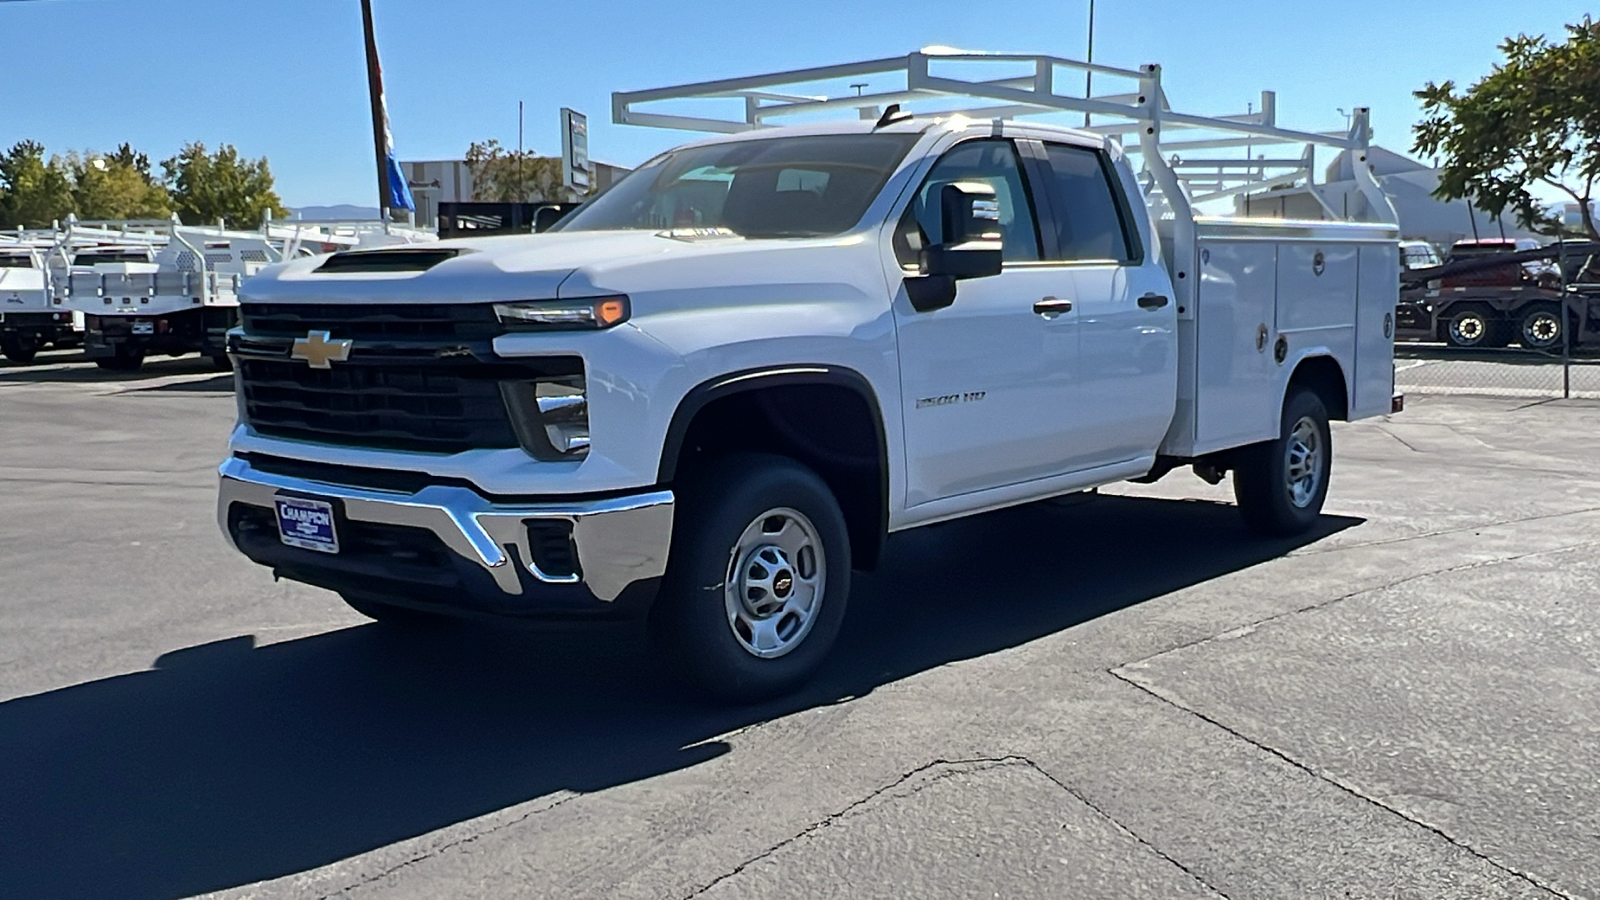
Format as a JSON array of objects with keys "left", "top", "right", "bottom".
[
  {"left": 1401, "top": 240, "right": 1441, "bottom": 272},
  {"left": 1443, "top": 238, "right": 1559, "bottom": 289}
]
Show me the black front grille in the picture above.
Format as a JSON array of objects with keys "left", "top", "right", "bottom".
[
  {"left": 240, "top": 302, "right": 501, "bottom": 342},
  {"left": 238, "top": 358, "right": 520, "bottom": 454}
]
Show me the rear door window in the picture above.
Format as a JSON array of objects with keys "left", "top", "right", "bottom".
[{"left": 1039, "top": 143, "right": 1136, "bottom": 262}]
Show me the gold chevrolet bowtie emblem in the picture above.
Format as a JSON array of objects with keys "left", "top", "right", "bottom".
[{"left": 290, "top": 330, "right": 353, "bottom": 369}]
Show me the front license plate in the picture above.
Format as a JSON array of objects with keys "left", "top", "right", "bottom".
[
  {"left": 275, "top": 496, "right": 339, "bottom": 554},
  {"left": 131, "top": 320, "right": 155, "bottom": 335}
]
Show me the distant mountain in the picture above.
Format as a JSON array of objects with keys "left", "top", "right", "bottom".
[{"left": 286, "top": 205, "right": 382, "bottom": 221}]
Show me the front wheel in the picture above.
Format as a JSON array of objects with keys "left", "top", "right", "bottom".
[
  {"left": 651, "top": 454, "right": 851, "bottom": 703},
  {"left": 0, "top": 333, "right": 39, "bottom": 364},
  {"left": 1233, "top": 389, "right": 1331, "bottom": 536}
]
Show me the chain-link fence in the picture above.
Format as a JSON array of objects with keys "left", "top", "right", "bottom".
[{"left": 1394, "top": 241, "right": 1600, "bottom": 401}]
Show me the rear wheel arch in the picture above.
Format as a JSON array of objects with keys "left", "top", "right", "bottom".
[
  {"left": 659, "top": 366, "right": 890, "bottom": 570},
  {"left": 1285, "top": 354, "right": 1349, "bottom": 422}
]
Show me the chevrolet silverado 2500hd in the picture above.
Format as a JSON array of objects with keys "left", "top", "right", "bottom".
[{"left": 218, "top": 61, "right": 1400, "bottom": 701}]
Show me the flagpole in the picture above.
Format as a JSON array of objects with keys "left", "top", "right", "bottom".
[{"left": 360, "top": 0, "right": 391, "bottom": 221}]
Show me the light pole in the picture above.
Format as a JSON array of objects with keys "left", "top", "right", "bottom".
[{"left": 1084, "top": 0, "right": 1096, "bottom": 127}]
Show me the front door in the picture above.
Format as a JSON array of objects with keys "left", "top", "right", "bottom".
[{"left": 889, "top": 138, "right": 1081, "bottom": 508}]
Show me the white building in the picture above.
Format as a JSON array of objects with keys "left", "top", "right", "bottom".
[
  {"left": 1236, "top": 146, "right": 1539, "bottom": 247},
  {"left": 401, "top": 159, "right": 630, "bottom": 229}
]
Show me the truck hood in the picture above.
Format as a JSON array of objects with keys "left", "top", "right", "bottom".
[{"left": 240, "top": 229, "right": 875, "bottom": 305}]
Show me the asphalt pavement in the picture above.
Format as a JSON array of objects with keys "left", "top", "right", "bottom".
[{"left": 2, "top": 349, "right": 1597, "bottom": 900}]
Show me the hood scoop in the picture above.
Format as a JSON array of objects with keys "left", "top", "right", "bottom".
[{"left": 316, "top": 248, "right": 464, "bottom": 274}]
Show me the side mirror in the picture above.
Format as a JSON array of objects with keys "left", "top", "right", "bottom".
[{"left": 921, "top": 181, "right": 1003, "bottom": 280}]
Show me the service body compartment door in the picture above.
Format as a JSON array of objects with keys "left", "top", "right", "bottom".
[
  {"left": 1193, "top": 239, "right": 1279, "bottom": 452},
  {"left": 1353, "top": 243, "right": 1400, "bottom": 418}
]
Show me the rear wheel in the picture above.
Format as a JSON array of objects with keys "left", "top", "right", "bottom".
[
  {"left": 1442, "top": 303, "right": 1509, "bottom": 349},
  {"left": 1517, "top": 302, "right": 1564, "bottom": 351},
  {"left": 651, "top": 453, "right": 851, "bottom": 703},
  {"left": 0, "top": 333, "right": 39, "bottom": 364},
  {"left": 94, "top": 346, "right": 145, "bottom": 372},
  {"left": 1233, "top": 389, "right": 1331, "bottom": 536}
]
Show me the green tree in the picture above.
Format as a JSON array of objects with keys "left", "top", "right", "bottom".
[
  {"left": 1414, "top": 16, "right": 1600, "bottom": 238},
  {"left": 0, "top": 141, "right": 75, "bottom": 229},
  {"left": 464, "top": 139, "right": 567, "bottom": 202},
  {"left": 68, "top": 144, "right": 170, "bottom": 220},
  {"left": 161, "top": 142, "right": 287, "bottom": 227}
]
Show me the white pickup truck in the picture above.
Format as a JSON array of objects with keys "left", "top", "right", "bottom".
[{"left": 218, "top": 94, "right": 1400, "bottom": 700}]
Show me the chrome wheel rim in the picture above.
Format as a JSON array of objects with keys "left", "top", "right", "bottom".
[
  {"left": 1451, "top": 314, "right": 1486, "bottom": 345},
  {"left": 1524, "top": 312, "right": 1560, "bottom": 348},
  {"left": 724, "top": 507, "right": 825, "bottom": 659},
  {"left": 1285, "top": 416, "right": 1323, "bottom": 509}
]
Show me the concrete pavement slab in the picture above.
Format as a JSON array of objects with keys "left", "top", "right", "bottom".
[{"left": 1116, "top": 545, "right": 1600, "bottom": 899}]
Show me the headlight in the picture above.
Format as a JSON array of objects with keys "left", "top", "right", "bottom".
[
  {"left": 494, "top": 295, "right": 630, "bottom": 331},
  {"left": 502, "top": 372, "right": 590, "bottom": 460}
]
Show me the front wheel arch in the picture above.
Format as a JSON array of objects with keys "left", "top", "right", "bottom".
[{"left": 659, "top": 365, "right": 889, "bottom": 570}]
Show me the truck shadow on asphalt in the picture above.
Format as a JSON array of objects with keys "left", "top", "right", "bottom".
[
  {"left": 0, "top": 353, "right": 229, "bottom": 386},
  {"left": 0, "top": 494, "right": 1359, "bottom": 900}
]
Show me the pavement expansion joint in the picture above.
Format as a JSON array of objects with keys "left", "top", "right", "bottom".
[
  {"left": 1374, "top": 425, "right": 1424, "bottom": 453},
  {"left": 1291, "top": 505, "right": 1600, "bottom": 557},
  {"left": 1106, "top": 672, "right": 1574, "bottom": 900},
  {"left": 1121, "top": 538, "right": 1600, "bottom": 694},
  {"left": 312, "top": 791, "right": 582, "bottom": 900},
  {"left": 680, "top": 754, "right": 1231, "bottom": 900}
]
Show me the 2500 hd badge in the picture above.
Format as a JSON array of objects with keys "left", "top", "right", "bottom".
[{"left": 916, "top": 391, "right": 986, "bottom": 409}]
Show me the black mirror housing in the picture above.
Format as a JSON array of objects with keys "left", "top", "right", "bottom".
[
  {"left": 940, "top": 181, "right": 1002, "bottom": 245},
  {"left": 922, "top": 181, "right": 1004, "bottom": 280}
]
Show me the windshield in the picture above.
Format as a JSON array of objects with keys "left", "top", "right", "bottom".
[{"left": 555, "top": 133, "right": 919, "bottom": 238}]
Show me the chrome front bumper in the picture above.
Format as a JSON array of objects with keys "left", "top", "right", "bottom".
[{"left": 216, "top": 456, "right": 674, "bottom": 603}]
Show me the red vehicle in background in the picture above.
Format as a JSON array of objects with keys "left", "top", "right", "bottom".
[{"left": 1442, "top": 239, "right": 1561, "bottom": 289}]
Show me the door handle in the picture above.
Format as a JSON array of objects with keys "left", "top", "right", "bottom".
[
  {"left": 1033, "top": 297, "right": 1073, "bottom": 319},
  {"left": 1138, "top": 293, "right": 1170, "bottom": 310}
]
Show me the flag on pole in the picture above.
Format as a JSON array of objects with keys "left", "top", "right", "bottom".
[
  {"left": 376, "top": 61, "right": 414, "bottom": 212},
  {"left": 361, "top": 0, "right": 413, "bottom": 215}
]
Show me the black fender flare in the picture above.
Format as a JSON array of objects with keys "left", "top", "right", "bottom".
[{"left": 657, "top": 364, "right": 891, "bottom": 569}]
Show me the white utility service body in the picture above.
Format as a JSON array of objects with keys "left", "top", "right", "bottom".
[
  {"left": 0, "top": 238, "right": 75, "bottom": 363},
  {"left": 216, "top": 51, "right": 1400, "bottom": 699},
  {"left": 45, "top": 217, "right": 437, "bottom": 370}
]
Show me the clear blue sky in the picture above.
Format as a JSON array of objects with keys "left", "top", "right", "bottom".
[{"left": 0, "top": 0, "right": 1586, "bottom": 208}]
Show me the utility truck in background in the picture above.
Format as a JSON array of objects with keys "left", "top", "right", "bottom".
[
  {"left": 216, "top": 51, "right": 1402, "bottom": 701},
  {"left": 0, "top": 233, "right": 79, "bottom": 363},
  {"left": 45, "top": 216, "right": 437, "bottom": 371}
]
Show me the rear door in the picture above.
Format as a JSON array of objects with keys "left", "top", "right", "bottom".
[
  {"left": 889, "top": 137, "right": 1082, "bottom": 508},
  {"left": 1029, "top": 139, "right": 1177, "bottom": 470}
]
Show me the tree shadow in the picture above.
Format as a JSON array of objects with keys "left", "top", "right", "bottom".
[{"left": 0, "top": 494, "right": 1359, "bottom": 899}]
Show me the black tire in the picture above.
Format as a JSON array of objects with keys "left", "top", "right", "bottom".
[
  {"left": 94, "top": 346, "right": 145, "bottom": 372},
  {"left": 1516, "top": 302, "right": 1564, "bottom": 351},
  {"left": 340, "top": 592, "right": 447, "bottom": 629},
  {"left": 209, "top": 353, "right": 234, "bottom": 372},
  {"left": 651, "top": 453, "right": 851, "bottom": 703},
  {"left": 1442, "top": 303, "right": 1509, "bottom": 349},
  {"left": 1232, "top": 388, "right": 1332, "bottom": 537},
  {"left": 0, "top": 334, "right": 39, "bottom": 364}
]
